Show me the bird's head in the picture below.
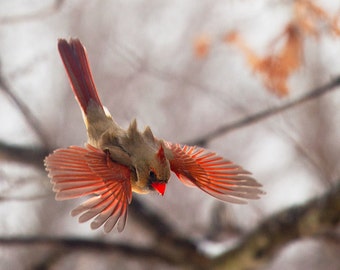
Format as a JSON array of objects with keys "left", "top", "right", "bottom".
[{"left": 133, "top": 143, "right": 171, "bottom": 195}]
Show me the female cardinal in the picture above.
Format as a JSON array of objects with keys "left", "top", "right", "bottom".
[{"left": 45, "top": 38, "right": 264, "bottom": 232}]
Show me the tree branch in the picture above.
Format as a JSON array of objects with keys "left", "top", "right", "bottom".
[
  {"left": 0, "top": 140, "right": 48, "bottom": 169},
  {"left": 186, "top": 75, "right": 340, "bottom": 146},
  {"left": 0, "top": 236, "right": 177, "bottom": 265}
]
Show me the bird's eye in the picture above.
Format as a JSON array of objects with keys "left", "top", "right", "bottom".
[{"left": 149, "top": 170, "right": 156, "bottom": 179}]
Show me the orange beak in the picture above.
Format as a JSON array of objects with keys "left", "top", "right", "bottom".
[{"left": 151, "top": 182, "right": 166, "bottom": 196}]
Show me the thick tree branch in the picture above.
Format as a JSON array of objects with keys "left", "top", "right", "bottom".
[
  {"left": 0, "top": 237, "right": 176, "bottom": 264},
  {"left": 0, "top": 140, "right": 48, "bottom": 169},
  {"left": 187, "top": 75, "right": 340, "bottom": 146}
]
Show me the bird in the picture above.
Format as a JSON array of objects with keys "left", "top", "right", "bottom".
[{"left": 44, "top": 38, "right": 264, "bottom": 233}]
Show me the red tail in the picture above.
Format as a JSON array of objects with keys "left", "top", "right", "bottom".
[{"left": 58, "top": 38, "right": 103, "bottom": 113}]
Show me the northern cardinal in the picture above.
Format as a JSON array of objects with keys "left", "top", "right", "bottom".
[{"left": 45, "top": 38, "right": 264, "bottom": 233}]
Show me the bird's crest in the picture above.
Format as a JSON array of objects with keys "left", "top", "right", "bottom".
[{"left": 143, "top": 126, "right": 155, "bottom": 142}]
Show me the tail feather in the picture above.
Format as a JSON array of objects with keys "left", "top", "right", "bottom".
[{"left": 58, "top": 38, "right": 103, "bottom": 113}]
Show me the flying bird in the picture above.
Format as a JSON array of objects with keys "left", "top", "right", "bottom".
[{"left": 44, "top": 38, "right": 264, "bottom": 233}]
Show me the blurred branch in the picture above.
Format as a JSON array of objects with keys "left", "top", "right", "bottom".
[
  {"left": 0, "top": 72, "right": 51, "bottom": 147},
  {"left": 0, "top": 0, "right": 64, "bottom": 24},
  {"left": 0, "top": 140, "right": 48, "bottom": 169},
  {"left": 130, "top": 197, "right": 205, "bottom": 267},
  {"left": 116, "top": 45, "right": 239, "bottom": 110},
  {"left": 33, "top": 250, "right": 65, "bottom": 270},
  {"left": 211, "top": 181, "right": 340, "bottom": 270},
  {"left": 130, "top": 198, "right": 177, "bottom": 237},
  {"left": 205, "top": 202, "right": 245, "bottom": 241},
  {"left": 0, "top": 194, "right": 49, "bottom": 202},
  {"left": 186, "top": 75, "right": 340, "bottom": 146},
  {"left": 0, "top": 236, "right": 177, "bottom": 265},
  {"left": 0, "top": 181, "right": 338, "bottom": 270},
  {"left": 276, "top": 126, "right": 333, "bottom": 186}
]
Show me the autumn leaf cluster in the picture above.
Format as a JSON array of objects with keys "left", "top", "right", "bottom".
[{"left": 194, "top": 0, "right": 340, "bottom": 97}]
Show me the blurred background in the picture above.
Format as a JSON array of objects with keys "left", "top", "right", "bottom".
[{"left": 0, "top": 0, "right": 339, "bottom": 269}]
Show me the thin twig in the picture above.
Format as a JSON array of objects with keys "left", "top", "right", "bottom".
[{"left": 0, "top": 73, "right": 50, "bottom": 147}]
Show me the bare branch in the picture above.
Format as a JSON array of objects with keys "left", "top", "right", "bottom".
[
  {"left": 186, "top": 76, "right": 340, "bottom": 146},
  {"left": 0, "top": 140, "right": 48, "bottom": 169},
  {"left": 0, "top": 236, "right": 177, "bottom": 265}
]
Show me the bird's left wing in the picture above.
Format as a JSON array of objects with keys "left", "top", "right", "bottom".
[
  {"left": 165, "top": 142, "right": 264, "bottom": 204},
  {"left": 45, "top": 144, "right": 132, "bottom": 232}
]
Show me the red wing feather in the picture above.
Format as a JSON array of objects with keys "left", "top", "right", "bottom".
[
  {"left": 44, "top": 144, "right": 132, "bottom": 232},
  {"left": 166, "top": 142, "right": 264, "bottom": 204}
]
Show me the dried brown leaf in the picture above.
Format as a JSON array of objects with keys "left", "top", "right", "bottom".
[
  {"left": 225, "top": 26, "right": 303, "bottom": 98},
  {"left": 294, "top": 0, "right": 340, "bottom": 37},
  {"left": 193, "top": 34, "right": 211, "bottom": 58}
]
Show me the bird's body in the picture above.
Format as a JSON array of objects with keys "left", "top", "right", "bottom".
[{"left": 45, "top": 38, "right": 264, "bottom": 232}]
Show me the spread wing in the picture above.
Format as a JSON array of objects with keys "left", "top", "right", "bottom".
[
  {"left": 44, "top": 144, "right": 132, "bottom": 232},
  {"left": 165, "top": 142, "right": 264, "bottom": 204}
]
